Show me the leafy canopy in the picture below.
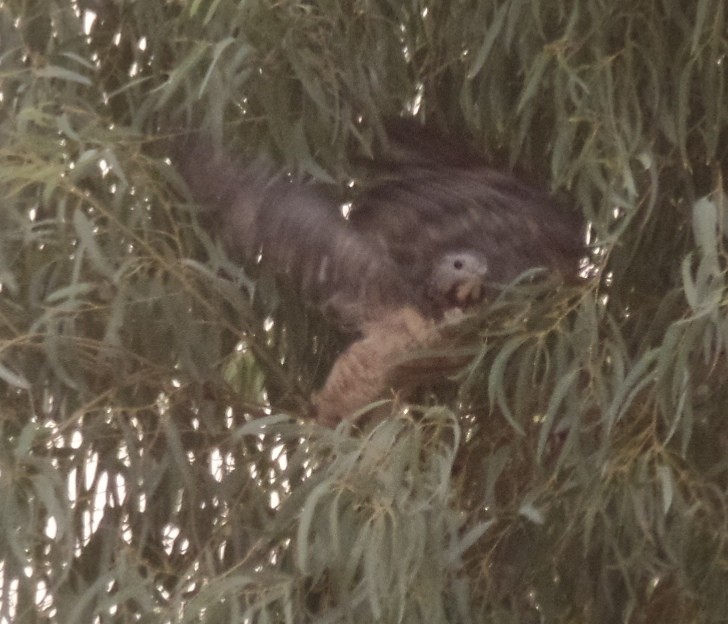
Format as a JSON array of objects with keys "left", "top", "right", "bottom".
[{"left": 0, "top": 1, "right": 727, "bottom": 622}]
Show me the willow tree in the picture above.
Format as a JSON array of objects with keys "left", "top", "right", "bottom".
[{"left": 1, "top": 1, "right": 727, "bottom": 622}]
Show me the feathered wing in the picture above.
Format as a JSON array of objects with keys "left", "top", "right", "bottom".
[{"left": 172, "top": 138, "right": 426, "bottom": 329}]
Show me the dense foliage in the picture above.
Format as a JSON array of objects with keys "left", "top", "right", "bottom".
[{"left": 1, "top": 1, "right": 727, "bottom": 622}]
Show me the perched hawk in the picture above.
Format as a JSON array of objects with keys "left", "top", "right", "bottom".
[{"left": 174, "top": 123, "right": 584, "bottom": 425}]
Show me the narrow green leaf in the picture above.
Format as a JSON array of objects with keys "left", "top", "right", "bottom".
[
  {"left": 154, "top": 42, "right": 208, "bottom": 109},
  {"left": 296, "top": 479, "right": 333, "bottom": 574},
  {"left": 0, "top": 360, "right": 30, "bottom": 390},
  {"left": 691, "top": 0, "right": 709, "bottom": 54},
  {"left": 446, "top": 520, "right": 493, "bottom": 565},
  {"left": 69, "top": 148, "right": 101, "bottom": 181},
  {"left": 537, "top": 367, "right": 579, "bottom": 460},
  {"left": 199, "top": 37, "right": 236, "bottom": 96},
  {"left": 59, "top": 51, "right": 97, "bottom": 70},
  {"left": 234, "top": 414, "right": 292, "bottom": 437},
  {"left": 605, "top": 348, "right": 659, "bottom": 431},
  {"left": 364, "top": 515, "right": 385, "bottom": 619},
  {"left": 203, "top": 0, "right": 225, "bottom": 24},
  {"left": 676, "top": 62, "right": 693, "bottom": 159},
  {"left": 35, "top": 65, "right": 92, "bottom": 86},
  {"left": 56, "top": 114, "right": 81, "bottom": 141},
  {"left": 488, "top": 336, "right": 527, "bottom": 434},
  {"left": 692, "top": 196, "right": 718, "bottom": 258},
  {"left": 189, "top": 0, "right": 204, "bottom": 16},
  {"left": 31, "top": 473, "right": 68, "bottom": 539},
  {"left": 73, "top": 209, "right": 115, "bottom": 278},
  {"left": 44, "top": 282, "right": 97, "bottom": 304},
  {"left": 287, "top": 52, "right": 330, "bottom": 116},
  {"left": 517, "top": 51, "right": 550, "bottom": 113},
  {"left": 467, "top": 3, "right": 509, "bottom": 79}
]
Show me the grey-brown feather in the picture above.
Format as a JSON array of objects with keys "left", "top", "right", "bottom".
[
  {"left": 176, "top": 148, "right": 582, "bottom": 323},
  {"left": 173, "top": 128, "right": 585, "bottom": 423},
  {"left": 350, "top": 165, "right": 583, "bottom": 293},
  {"left": 173, "top": 139, "right": 428, "bottom": 329}
]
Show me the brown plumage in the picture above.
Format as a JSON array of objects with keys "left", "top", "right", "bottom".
[{"left": 173, "top": 125, "right": 584, "bottom": 425}]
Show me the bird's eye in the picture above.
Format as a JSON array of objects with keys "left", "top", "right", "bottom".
[{"left": 453, "top": 259, "right": 464, "bottom": 270}]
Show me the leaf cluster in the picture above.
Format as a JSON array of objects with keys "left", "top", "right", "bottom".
[{"left": 1, "top": 1, "right": 728, "bottom": 623}]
